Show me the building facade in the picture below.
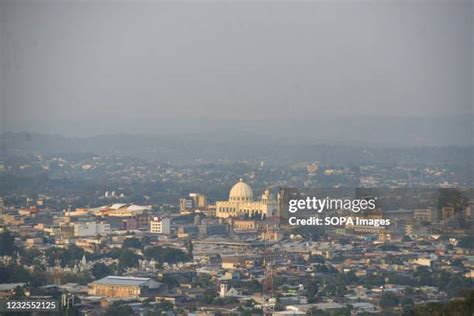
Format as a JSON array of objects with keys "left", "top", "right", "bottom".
[
  {"left": 72, "top": 221, "right": 110, "bottom": 237},
  {"left": 150, "top": 217, "right": 171, "bottom": 234},
  {"left": 414, "top": 208, "right": 437, "bottom": 222},
  {"left": 216, "top": 179, "right": 278, "bottom": 219},
  {"left": 88, "top": 276, "right": 165, "bottom": 298}
]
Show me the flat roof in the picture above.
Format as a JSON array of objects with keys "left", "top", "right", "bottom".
[
  {"left": 0, "top": 283, "right": 25, "bottom": 291},
  {"left": 92, "top": 276, "right": 151, "bottom": 286}
]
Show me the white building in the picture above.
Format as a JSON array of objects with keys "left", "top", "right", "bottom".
[
  {"left": 216, "top": 178, "right": 278, "bottom": 219},
  {"left": 72, "top": 221, "right": 110, "bottom": 237},
  {"left": 414, "top": 258, "right": 432, "bottom": 267},
  {"left": 220, "top": 283, "right": 227, "bottom": 297},
  {"left": 90, "top": 203, "right": 152, "bottom": 217},
  {"left": 150, "top": 217, "right": 171, "bottom": 234}
]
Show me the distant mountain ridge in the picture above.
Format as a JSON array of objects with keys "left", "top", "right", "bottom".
[
  {"left": 1, "top": 131, "right": 472, "bottom": 166},
  {"left": 2, "top": 115, "right": 472, "bottom": 147}
]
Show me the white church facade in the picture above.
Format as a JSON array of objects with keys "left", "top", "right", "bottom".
[{"left": 215, "top": 178, "right": 278, "bottom": 219}]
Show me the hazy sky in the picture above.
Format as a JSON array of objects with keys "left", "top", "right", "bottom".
[{"left": 1, "top": 0, "right": 472, "bottom": 137}]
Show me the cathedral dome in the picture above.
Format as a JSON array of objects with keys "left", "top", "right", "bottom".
[{"left": 229, "top": 178, "right": 253, "bottom": 202}]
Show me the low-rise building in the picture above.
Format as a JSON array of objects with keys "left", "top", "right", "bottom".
[
  {"left": 88, "top": 276, "right": 165, "bottom": 298},
  {"left": 72, "top": 221, "right": 110, "bottom": 237},
  {"left": 414, "top": 208, "right": 437, "bottom": 222}
]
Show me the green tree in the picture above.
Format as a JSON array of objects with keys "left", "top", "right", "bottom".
[
  {"left": 186, "top": 240, "right": 194, "bottom": 259},
  {"left": 91, "top": 263, "right": 113, "bottom": 279},
  {"left": 400, "top": 297, "right": 414, "bottom": 309},
  {"left": 458, "top": 236, "right": 474, "bottom": 249},
  {"left": 154, "top": 300, "right": 174, "bottom": 313},
  {"left": 0, "top": 231, "right": 16, "bottom": 256},
  {"left": 144, "top": 246, "right": 190, "bottom": 264},
  {"left": 307, "top": 307, "right": 329, "bottom": 316},
  {"left": 45, "top": 247, "right": 67, "bottom": 267},
  {"left": 123, "top": 237, "right": 142, "bottom": 250},
  {"left": 105, "top": 247, "right": 123, "bottom": 259},
  {"left": 44, "top": 245, "right": 84, "bottom": 267},
  {"left": 106, "top": 301, "right": 134, "bottom": 316},
  {"left": 310, "top": 255, "right": 325, "bottom": 264},
  {"left": 200, "top": 289, "right": 218, "bottom": 304},
  {"left": 305, "top": 278, "right": 319, "bottom": 303},
  {"left": 10, "top": 286, "right": 26, "bottom": 299},
  {"left": 118, "top": 249, "right": 140, "bottom": 269},
  {"left": 379, "top": 244, "right": 400, "bottom": 252},
  {"left": 343, "top": 270, "right": 358, "bottom": 284},
  {"left": 451, "top": 259, "right": 464, "bottom": 267},
  {"left": 18, "top": 248, "right": 41, "bottom": 266},
  {"left": 161, "top": 275, "right": 180, "bottom": 289},
  {"left": 67, "top": 244, "right": 85, "bottom": 262},
  {"left": 193, "top": 274, "right": 212, "bottom": 288},
  {"left": 411, "top": 289, "right": 474, "bottom": 316},
  {"left": 379, "top": 292, "right": 399, "bottom": 309}
]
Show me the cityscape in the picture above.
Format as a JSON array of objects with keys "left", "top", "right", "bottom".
[
  {"left": 0, "top": 144, "right": 472, "bottom": 315},
  {"left": 1, "top": 0, "right": 473, "bottom": 315}
]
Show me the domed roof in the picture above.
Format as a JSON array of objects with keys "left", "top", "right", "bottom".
[{"left": 229, "top": 178, "right": 253, "bottom": 202}]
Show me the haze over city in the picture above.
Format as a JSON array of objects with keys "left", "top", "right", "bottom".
[
  {"left": 0, "top": 2, "right": 473, "bottom": 315},
  {"left": 1, "top": 0, "right": 472, "bottom": 146}
]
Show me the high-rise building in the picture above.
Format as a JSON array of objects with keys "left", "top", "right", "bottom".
[
  {"left": 180, "top": 193, "right": 208, "bottom": 214},
  {"left": 277, "top": 188, "right": 301, "bottom": 219},
  {"left": 189, "top": 193, "right": 207, "bottom": 209},
  {"left": 72, "top": 221, "right": 111, "bottom": 237},
  {"left": 150, "top": 217, "right": 171, "bottom": 234},
  {"left": 179, "top": 198, "right": 194, "bottom": 213}
]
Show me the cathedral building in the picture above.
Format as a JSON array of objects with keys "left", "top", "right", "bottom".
[{"left": 215, "top": 178, "right": 278, "bottom": 219}]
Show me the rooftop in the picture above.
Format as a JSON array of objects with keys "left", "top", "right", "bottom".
[
  {"left": 0, "top": 283, "right": 26, "bottom": 291},
  {"left": 91, "top": 276, "right": 151, "bottom": 286}
]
